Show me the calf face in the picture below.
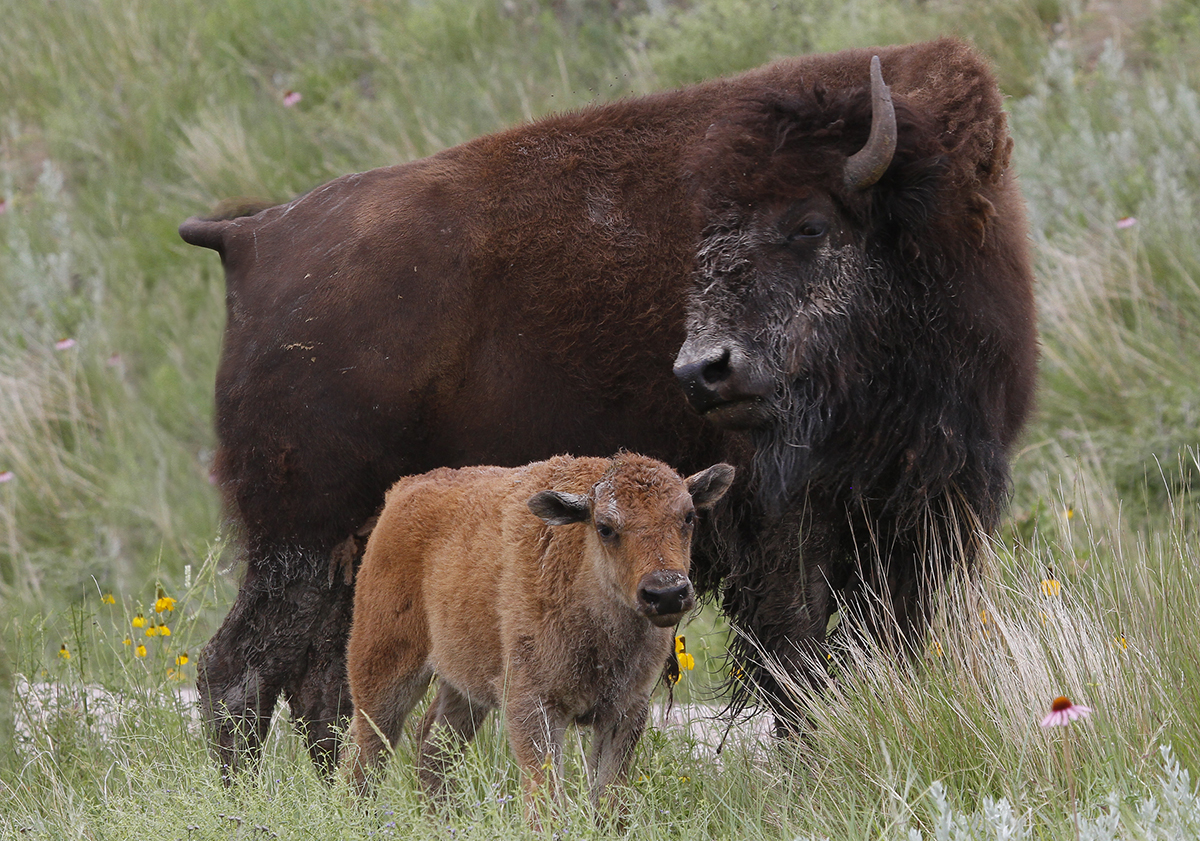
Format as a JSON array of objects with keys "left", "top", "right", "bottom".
[{"left": 526, "top": 460, "right": 735, "bottom": 628}]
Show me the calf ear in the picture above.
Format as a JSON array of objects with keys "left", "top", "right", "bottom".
[
  {"left": 527, "top": 491, "right": 591, "bottom": 526},
  {"left": 686, "top": 464, "right": 736, "bottom": 509}
]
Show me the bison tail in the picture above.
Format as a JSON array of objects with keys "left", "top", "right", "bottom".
[
  {"left": 178, "top": 216, "right": 231, "bottom": 253},
  {"left": 179, "top": 198, "right": 276, "bottom": 254}
]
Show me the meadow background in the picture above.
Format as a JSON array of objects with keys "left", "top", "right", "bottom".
[{"left": 2, "top": 0, "right": 1199, "bottom": 837}]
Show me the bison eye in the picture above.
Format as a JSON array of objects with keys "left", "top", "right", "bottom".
[
  {"left": 787, "top": 216, "right": 829, "bottom": 245},
  {"left": 683, "top": 510, "right": 696, "bottom": 527},
  {"left": 596, "top": 522, "right": 618, "bottom": 542}
]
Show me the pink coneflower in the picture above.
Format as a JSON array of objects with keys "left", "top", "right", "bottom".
[
  {"left": 1042, "top": 695, "right": 1091, "bottom": 840},
  {"left": 1116, "top": 216, "right": 1137, "bottom": 229},
  {"left": 282, "top": 90, "right": 302, "bottom": 107},
  {"left": 55, "top": 337, "right": 77, "bottom": 351},
  {"left": 0, "top": 198, "right": 8, "bottom": 214},
  {"left": 1041, "top": 695, "right": 1092, "bottom": 728},
  {"left": 0, "top": 471, "right": 13, "bottom": 483}
]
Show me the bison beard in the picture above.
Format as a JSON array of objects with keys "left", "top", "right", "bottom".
[{"left": 181, "top": 38, "right": 1036, "bottom": 776}]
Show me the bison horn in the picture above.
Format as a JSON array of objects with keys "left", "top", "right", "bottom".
[{"left": 843, "top": 55, "right": 897, "bottom": 192}]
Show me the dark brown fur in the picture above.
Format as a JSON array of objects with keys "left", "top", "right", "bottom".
[
  {"left": 340, "top": 455, "right": 732, "bottom": 820},
  {"left": 181, "top": 38, "right": 1036, "bottom": 774}
]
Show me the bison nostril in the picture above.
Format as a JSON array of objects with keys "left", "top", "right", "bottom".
[
  {"left": 673, "top": 347, "right": 732, "bottom": 389},
  {"left": 699, "top": 348, "right": 732, "bottom": 387}
]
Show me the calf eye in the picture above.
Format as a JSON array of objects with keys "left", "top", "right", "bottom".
[
  {"left": 596, "top": 522, "right": 617, "bottom": 541},
  {"left": 683, "top": 511, "right": 696, "bottom": 527}
]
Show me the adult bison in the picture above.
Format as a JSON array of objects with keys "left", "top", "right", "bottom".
[{"left": 180, "top": 38, "right": 1036, "bottom": 777}]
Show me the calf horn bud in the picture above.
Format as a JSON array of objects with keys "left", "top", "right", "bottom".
[{"left": 843, "top": 55, "right": 897, "bottom": 191}]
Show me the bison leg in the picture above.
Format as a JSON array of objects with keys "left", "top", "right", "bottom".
[
  {"left": 281, "top": 572, "right": 357, "bottom": 774},
  {"left": 198, "top": 573, "right": 291, "bottom": 781},
  {"left": 199, "top": 558, "right": 351, "bottom": 782},
  {"left": 843, "top": 531, "right": 956, "bottom": 658},
  {"left": 722, "top": 507, "right": 846, "bottom": 736},
  {"left": 415, "top": 682, "right": 492, "bottom": 803}
]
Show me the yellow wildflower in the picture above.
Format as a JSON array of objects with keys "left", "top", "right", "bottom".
[
  {"left": 101, "top": 593, "right": 116, "bottom": 605},
  {"left": 58, "top": 644, "right": 70, "bottom": 660},
  {"left": 145, "top": 623, "right": 160, "bottom": 637},
  {"left": 674, "top": 636, "right": 694, "bottom": 672},
  {"left": 159, "top": 624, "right": 171, "bottom": 637},
  {"left": 1040, "top": 578, "right": 1061, "bottom": 597},
  {"left": 1064, "top": 505, "right": 1074, "bottom": 520},
  {"left": 132, "top": 613, "right": 146, "bottom": 629},
  {"left": 155, "top": 592, "right": 176, "bottom": 613},
  {"left": 931, "top": 640, "right": 944, "bottom": 657},
  {"left": 122, "top": 636, "right": 132, "bottom": 646},
  {"left": 175, "top": 652, "right": 189, "bottom": 666},
  {"left": 135, "top": 644, "right": 147, "bottom": 658}
]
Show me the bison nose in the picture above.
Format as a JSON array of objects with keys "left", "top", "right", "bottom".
[
  {"left": 674, "top": 341, "right": 773, "bottom": 428},
  {"left": 637, "top": 571, "right": 695, "bottom": 628},
  {"left": 673, "top": 346, "right": 733, "bottom": 413}
]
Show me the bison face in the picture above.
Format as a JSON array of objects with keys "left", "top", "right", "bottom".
[
  {"left": 675, "top": 56, "right": 903, "bottom": 436},
  {"left": 673, "top": 191, "right": 867, "bottom": 432}
]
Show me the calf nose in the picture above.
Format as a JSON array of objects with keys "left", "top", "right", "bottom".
[
  {"left": 637, "top": 571, "right": 695, "bottom": 627},
  {"left": 672, "top": 346, "right": 732, "bottom": 412}
]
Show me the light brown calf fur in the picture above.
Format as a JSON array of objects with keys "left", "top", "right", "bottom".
[{"left": 340, "top": 453, "right": 733, "bottom": 816}]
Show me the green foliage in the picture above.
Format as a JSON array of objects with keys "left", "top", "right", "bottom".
[
  {"left": 628, "top": 0, "right": 1061, "bottom": 96},
  {"left": 1011, "top": 40, "right": 1200, "bottom": 524}
]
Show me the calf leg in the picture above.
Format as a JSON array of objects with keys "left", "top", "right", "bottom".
[
  {"left": 342, "top": 663, "right": 433, "bottom": 796},
  {"left": 341, "top": 596, "right": 432, "bottom": 796},
  {"left": 504, "top": 695, "right": 568, "bottom": 827},
  {"left": 587, "top": 695, "right": 650, "bottom": 813},
  {"left": 416, "top": 683, "right": 491, "bottom": 802}
]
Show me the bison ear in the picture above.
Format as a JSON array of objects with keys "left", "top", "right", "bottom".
[
  {"left": 686, "top": 464, "right": 736, "bottom": 510},
  {"left": 527, "top": 491, "right": 591, "bottom": 526}
]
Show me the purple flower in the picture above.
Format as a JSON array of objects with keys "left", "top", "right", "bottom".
[
  {"left": 1041, "top": 695, "right": 1092, "bottom": 728},
  {"left": 283, "top": 90, "right": 302, "bottom": 107}
]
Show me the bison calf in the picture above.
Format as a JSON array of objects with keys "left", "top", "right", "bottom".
[{"left": 340, "top": 454, "right": 734, "bottom": 817}]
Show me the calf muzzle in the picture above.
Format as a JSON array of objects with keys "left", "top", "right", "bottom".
[{"left": 637, "top": 571, "right": 695, "bottom": 627}]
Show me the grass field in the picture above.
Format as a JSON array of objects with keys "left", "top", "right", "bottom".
[{"left": 2, "top": 0, "right": 1199, "bottom": 837}]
